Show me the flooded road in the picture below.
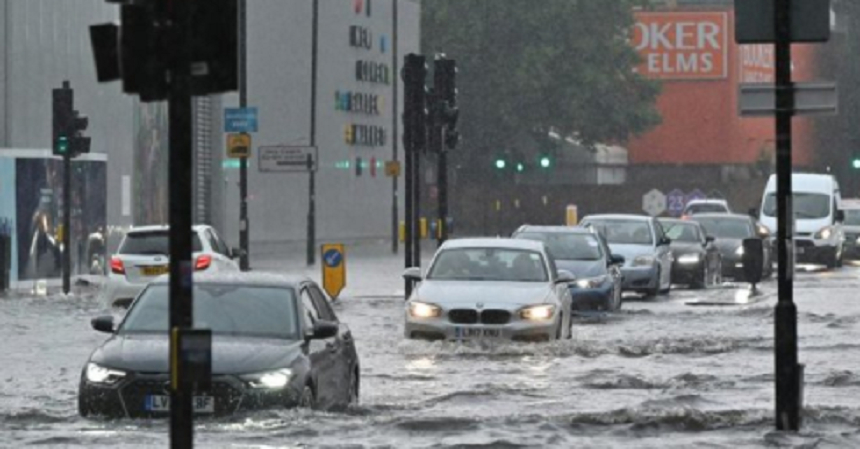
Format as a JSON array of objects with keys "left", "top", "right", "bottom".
[{"left": 2, "top": 261, "right": 860, "bottom": 448}]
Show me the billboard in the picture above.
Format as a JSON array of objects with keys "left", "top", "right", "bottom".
[{"left": 632, "top": 12, "right": 728, "bottom": 80}]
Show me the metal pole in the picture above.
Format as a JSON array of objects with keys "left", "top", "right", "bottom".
[
  {"left": 438, "top": 148, "right": 448, "bottom": 245},
  {"left": 774, "top": 0, "right": 800, "bottom": 432},
  {"left": 414, "top": 143, "right": 421, "bottom": 268},
  {"left": 391, "top": 0, "right": 399, "bottom": 254},
  {"left": 168, "top": 11, "right": 195, "bottom": 449},
  {"left": 404, "top": 111, "right": 414, "bottom": 297},
  {"left": 307, "top": 0, "right": 319, "bottom": 267},
  {"left": 238, "top": 0, "right": 250, "bottom": 271},
  {"left": 307, "top": 154, "right": 316, "bottom": 266},
  {"left": 62, "top": 153, "right": 71, "bottom": 294}
]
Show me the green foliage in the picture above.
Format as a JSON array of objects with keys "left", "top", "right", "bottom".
[{"left": 421, "top": 0, "right": 662, "bottom": 155}]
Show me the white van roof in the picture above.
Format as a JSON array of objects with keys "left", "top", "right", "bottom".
[{"left": 765, "top": 173, "right": 837, "bottom": 192}]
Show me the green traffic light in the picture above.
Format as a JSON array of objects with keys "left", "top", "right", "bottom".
[
  {"left": 516, "top": 162, "right": 525, "bottom": 173},
  {"left": 56, "top": 136, "right": 69, "bottom": 154},
  {"left": 853, "top": 159, "right": 860, "bottom": 169},
  {"left": 495, "top": 159, "right": 506, "bottom": 169},
  {"left": 539, "top": 156, "right": 551, "bottom": 168}
]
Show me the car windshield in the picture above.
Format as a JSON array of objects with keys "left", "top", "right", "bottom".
[
  {"left": 119, "top": 284, "right": 300, "bottom": 339},
  {"left": 582, "top": 220, "right": 653, "bottom": 245},
  {"left": 119, "top": 231, "right": 203, "bottom": 255},
  {"left": 427, "top": 248, "right": 548, "bottom": 282},
  {"left": 692, "top": 218, "right": 752, "bottom": 239},
  {"left": 661, "top": 222, "right": 701, "bottom": 243},
  {"left": 515, "top": 232, "right": 602, "bottom": 261},
  {"left": 762, "top": 192, "right": 830, "bottom": 219},
  {"left": 685, "top": 203, "right": 727, "bottom": 214},
  {"left": 844, "top": 209, "right": 860, "bottom": 226}
]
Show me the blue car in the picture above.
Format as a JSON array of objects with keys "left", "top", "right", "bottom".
[{"left": 512, "top": 225, "right": 624, "bottom": 314}]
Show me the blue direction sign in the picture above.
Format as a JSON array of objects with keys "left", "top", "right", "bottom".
[
  {"left": 666, "top": 189, "right": 686, "bottom": 216},
  {"left": 323, "top": 248, "right": 343, "bottom": 268},
  {"left": 224, "top": 107, "right": 258, "bottom": 133}
]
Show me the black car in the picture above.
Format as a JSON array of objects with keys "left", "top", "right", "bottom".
[
  {"left": 78, "top": 273, "right": 360, "bottom": 418},
  {"left": 689, "top": 213, "right": 773, "bottom": 280},
  {"left": 513, "top": 225, "right": 624, "bottom": 314},
  {"left": 658, "top": 218, "right": 722, "bottom": 289}
]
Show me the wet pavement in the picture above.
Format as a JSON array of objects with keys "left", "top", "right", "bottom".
[{"left": 1, "top": 246, "right": 860, "bottom": 448}]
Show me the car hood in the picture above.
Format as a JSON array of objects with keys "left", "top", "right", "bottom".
[
  {"left": 554, "top": 259, "right": 606, "bottom": 278},
  {"left": 842, "top": 225, "right": 860, "bottom": 234},
  {"left": 670, "top": 242, "right": 705, "bottom": 257},
  {"left": 90, "top": 334, "right": 303, "bottom": 374},
  {"left": 414, "top": 281, "right": 553, "bottom": 308},
  {"left": 606, "top": 243, "right": 655, "bottom": 262}
]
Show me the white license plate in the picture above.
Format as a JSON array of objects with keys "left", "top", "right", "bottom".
[
  {"left": 145, "top": 395, "right": 214, "bottom": 413},
  {"left": 454, "top": 327, "right": 501, "bottom": 339}
]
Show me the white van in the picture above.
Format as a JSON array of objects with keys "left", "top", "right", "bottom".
[{"left": 759, "top": 173, "right": 845, "bottom": 268}]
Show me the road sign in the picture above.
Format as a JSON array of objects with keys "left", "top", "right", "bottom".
[
  {"left": 735, "top": 0, "right": 830, "bottom": 44},
  {"left": 565, "top": 205, "right": 578, "bottom": 226},
  {"left": 384, "top": 160, "right": 401, "bottom": 177},
  {"left": 321, "top": 244, "right": 346, "bottom": 299},
  {"left": 224, "top": 107, "right": 258, "bottom": 132},
  {"left": 642, "top": 189, "right": 667, "bottom": 217},
  {"left": 258, "top": 146, "right": 317, "bottom": 173},
  {"left": 739, "top": 82, "right": 837, "bottom": 116},
  {"left": 226, "top": 133, "right": 251, "bottom": 158},
  {"left": 667, "top": 189, "right": 686, "bottom": 216},
  {"left": 685, "top": 189, "right": 707, "bottom": 205}
]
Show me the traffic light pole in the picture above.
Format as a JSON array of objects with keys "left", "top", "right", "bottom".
[
  {"left": 62, "top": 152, "right": 72, "bottom": 295},
  {"left": 167, "top": 16, "right": 195, "bottom": 449},
  {"left": 238, "top": 0, "right": 250, "bottom": 271},
  {"left": 774, "top": 0, "right": 801, "bottom": 432}
]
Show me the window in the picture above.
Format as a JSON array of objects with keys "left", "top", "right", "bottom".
[
  {"left": 299, "top": 288, "right": 320, "bottom": 329},
  {"left": 308, "top": 285, "right": 337, "bottom": 322},
  {"left": 515, "top": 232, "right": 602, "bottom": 261},
  {"left": 583, "top": 220, "right": 654, "bottom": 245},
  {"left": 119, "top": 230, "right": 203, "bottom": 255},
  {"left": 762, "top": 192, "right": 830, "bottom": 219},
  {"left": 427, "top": 248, "right": 548, "bottom": 282}
]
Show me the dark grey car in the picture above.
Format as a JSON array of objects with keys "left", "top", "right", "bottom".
[
  {"left": 78, "top": 273, "right": 360, "bottom": 418},
  {"left": 689, "top": 214, "right": 773, "bottom": 280},
  {"left": 658, "top": 218, "right": 722, "bottom": 289}
]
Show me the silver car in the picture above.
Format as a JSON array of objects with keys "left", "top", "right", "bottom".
[{"left": 403, "top": 238, "right": 574, "bottom": 342}]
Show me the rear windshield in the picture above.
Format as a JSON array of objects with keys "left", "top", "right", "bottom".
[
  {"left": 515, "top": 232, "right": 602, "bottom": 261},
  {"left": 581, "top": 220, "right": 653, "bottom": 245},
  {"left": 691, "top": 218, "right": 753, "bottom": 239},
  {"left": 119, "top": 231, "right": 203, "bottom": 255}
]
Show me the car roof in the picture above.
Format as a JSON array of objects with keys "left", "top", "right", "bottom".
[
  {"left": 581, "top": 214, "right": 651, "bottom": 222},
  {"left": 514, "top": 225, "right": 595, "bottom": 235},
  {"left": 658, "top": 217, "right": 701, "bottom": 225},
  {"left": 685, "top": 199, "right": 728, "bottom": 205},
  {"left": 126, "top": 224, "right": 211, "bottom": 234},
  {"left": 687, "top": 213, "right": 751, "bottom": 220},
  {"left": 440, "top": 237, "right": 545, "bottom": 251},
  {"left": 150, "top": 271, "right": 310, "bottom": 288}
]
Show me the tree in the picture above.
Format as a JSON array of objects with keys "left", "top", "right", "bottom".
[{"left": 421, "top": 0, "right": 662, "bottom": 166}]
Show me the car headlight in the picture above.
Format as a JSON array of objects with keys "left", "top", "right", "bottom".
[
  {"left": 408, "top": 301, "right": 442, "bottom": 318},
  {"left": 575, "top": 275, "right": 607, "bottom": 289},
  {"left": 632, "top": 255, "right": 655, "bottom": 267},
  {"left": 85, "top": 362, "right": 126, "bottom": 385},
  {"left": 518, "top": 304, "right": 556, "bottom": 321},
  {"left": 856, "top": 236, "right": 860, "bottom": 244},
  {"left": 735, "top": 246, "right": 744, "bottom": 256},
  {"left": 677, "top": 253, "right": 700, "bottom": 264},
  {"left": 241, "top": 368, "right": 294, "bottom": 389},
  {"left": 815, "top": 226, "right": 833, "bottom": 240}
]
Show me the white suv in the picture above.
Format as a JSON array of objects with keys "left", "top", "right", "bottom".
[{"left": 102, "top": 225, "right": 240, "bottom": 308}]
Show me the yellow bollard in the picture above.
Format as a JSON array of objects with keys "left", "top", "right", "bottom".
[{"left": 420, "top": 218, "right": 428, "bottom": 239}]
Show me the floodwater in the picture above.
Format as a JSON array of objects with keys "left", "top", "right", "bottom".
[{"left": 2, "top": 256, "right": 859, "bottom": 448}]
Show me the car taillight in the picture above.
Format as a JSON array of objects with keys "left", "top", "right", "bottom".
[
  {"left": 195, "top": 255, "right": 212, "bottom": 271},
  {"left": 110, "top": 257, "right": 125, "bottom": 274}
]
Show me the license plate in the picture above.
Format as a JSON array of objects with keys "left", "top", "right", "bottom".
[
  {"left": 454, "top": 327, "right": 501, "bottom": 339},
  {"left": 144, "top": 395, "right": 214, "bottom": 413},
  {"left": 140, "top": 265, "right": 169, "bottom": 276}
]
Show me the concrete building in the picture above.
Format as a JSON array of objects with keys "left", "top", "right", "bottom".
[{"left": 0, "top": 0, "right": 420, "bottom": 255}]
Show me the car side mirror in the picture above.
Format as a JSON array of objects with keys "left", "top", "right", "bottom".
[
  {"left": 403, "top": 267, "right": 422, "bottom": 282},
  {"left": 659, "top": 237, "right": 671, "bottom": 246},
  {"left": 556, "top": 269, "right": 576, "bottom": 284},
  {"left": 835, "top": 209, "right": 845, "bottom": 223},
  {"left": 91, "top": 316, "right": 115, "bottom": 333},
  {"left": 705, "top": 235, "right": 715, "bottom": 243},
  {"left": 609, "top": 254, "right": 625, "bottom": 266},
  {"left": 308, "top": 320, "right": 338, "bottom": 340}
]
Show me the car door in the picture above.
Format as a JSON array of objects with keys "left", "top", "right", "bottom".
[
  {"left": 308, "top": 284, "right": 356, "bottom": 405},
  {"left": 299, "top": 285, "right": 338, "bottom": 408}
]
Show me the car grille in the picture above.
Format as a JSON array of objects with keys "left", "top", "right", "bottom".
[
  {"left": 480, "top": 310, "right": 511, "bottom": 325},
  {"left": 119, "top": 376, "right": 244, "bottom": 417},
  {"left": 448, "top": 309, "right": 478, "bottom": 324},
  {"left": 795, "top": 240, "right": 814, "bottom": 249}
]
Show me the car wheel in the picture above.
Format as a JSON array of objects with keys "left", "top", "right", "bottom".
[
  {"left": 299, "top": 384, "right": 315, "bottom": 409},
  {"left": 836, "top": 247, "right": 844, "bottom": 268}
]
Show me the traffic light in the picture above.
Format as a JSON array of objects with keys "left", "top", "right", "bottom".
[
  {"left": 516, "top": 162, "right": 526, "bottom": 173},
  {"left": 539, "top": 155, "right": 552, "bottom": 169},
  {"left": 402, "top": 54, "right": 428, "bottom": 153},
  {"left": 52, "top": 81, "right": 90, "bottom": 157},
  {"left": 853, "top": 155, "right": 860, "bottom": 169},
  {"left": 495, "top": 157, "right": 507, "bottom": 170},
  {"left": 434, "top": 57, "right": 459, "bottom": 150}
]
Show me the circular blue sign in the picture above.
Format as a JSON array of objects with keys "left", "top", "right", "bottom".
[{"left": 323, "top": 248, "right": 343, "bottom": 268}]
